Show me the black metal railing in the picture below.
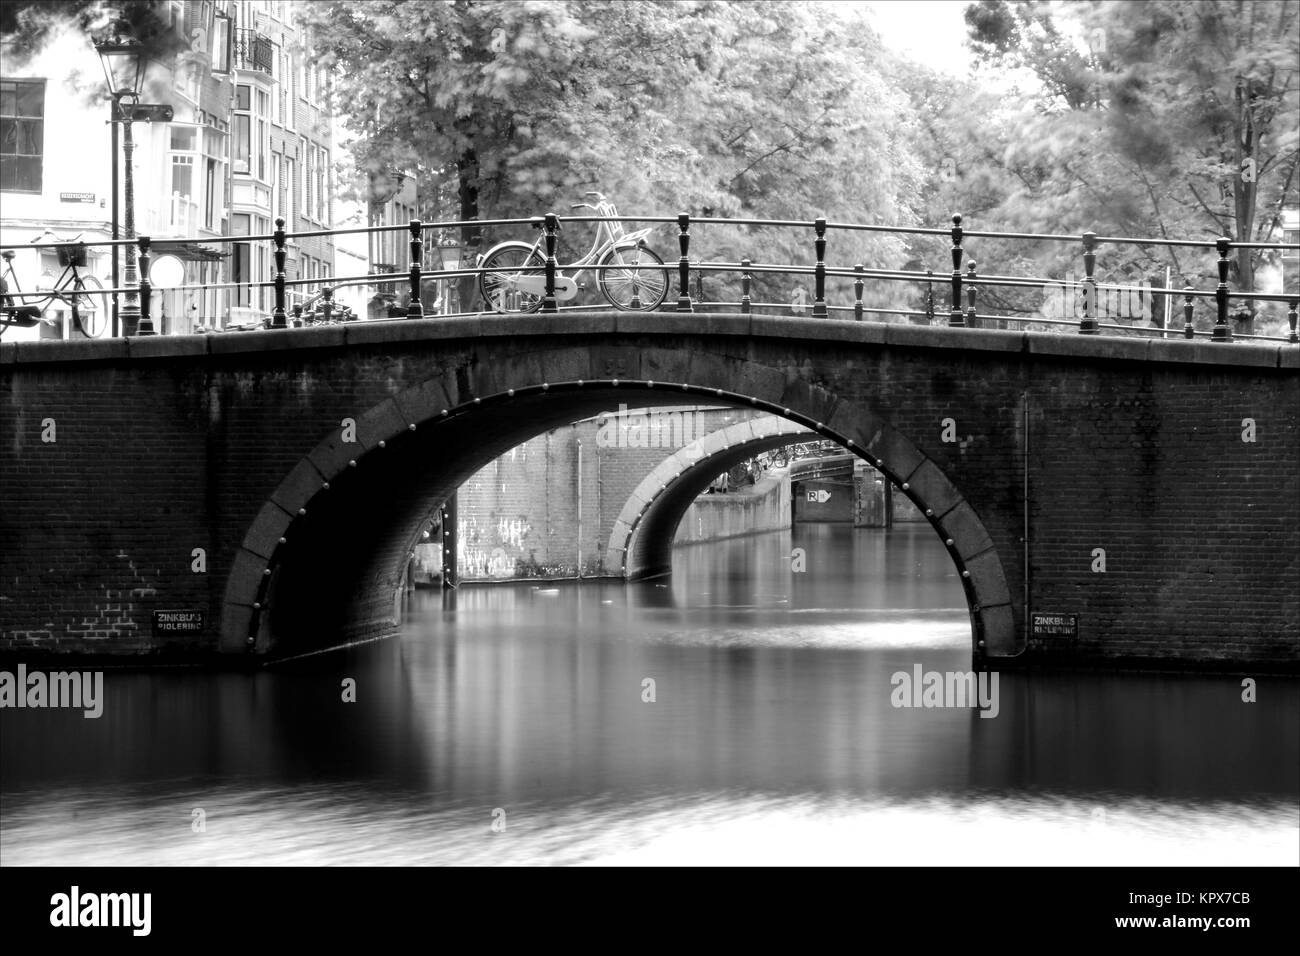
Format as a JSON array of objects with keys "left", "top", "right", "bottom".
[
  {"left": 3, "top": 211, "right": 1298, "bottom": 345},
  {"left": 233, "top": 29, "right": 274, "bottom": 74}
]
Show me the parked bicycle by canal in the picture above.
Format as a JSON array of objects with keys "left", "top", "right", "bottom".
[
  {"left": 0, "top": 232, "right": 108, "bottom": 338},
  {"left": 477, "top": 192, "right": 670, "bottom": 313}
]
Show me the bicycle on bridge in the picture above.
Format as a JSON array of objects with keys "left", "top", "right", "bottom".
[
  {"left": 0, "top": 232, "right": 108, "bottom": 338},
  {"left": 477, "top": 192, "right": 670, "bottom": 313}
]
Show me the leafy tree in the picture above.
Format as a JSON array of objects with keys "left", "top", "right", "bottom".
[
  {"left": 1, "top": 1, "right": 188, "bottom": 72},
  {"left": 302, "top": 0, "right": 925, "bottom": 312},
  {"left": 963, "top": 0, "right": 1299, "bottom": 332}
]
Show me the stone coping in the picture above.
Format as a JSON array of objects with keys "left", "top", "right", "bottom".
[{"left": 3, "top": 312, "right": 1295, "bottom": 369}]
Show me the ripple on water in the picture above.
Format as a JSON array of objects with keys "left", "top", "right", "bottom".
[{"left": 1, "top": 786, "right": 1295, "bottom": 866}]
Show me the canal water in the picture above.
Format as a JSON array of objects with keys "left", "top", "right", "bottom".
[{"left": 2, "top": 524, "right": 1296, "bottom": 865}]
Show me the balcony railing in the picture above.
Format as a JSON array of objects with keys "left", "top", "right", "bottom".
[{"left": 234, "top": 29, "right": 274, "bottom": 74}]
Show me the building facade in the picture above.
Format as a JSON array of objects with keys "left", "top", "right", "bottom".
[{"left": 0, "top": 0, "right": 334, "bottom": 338}]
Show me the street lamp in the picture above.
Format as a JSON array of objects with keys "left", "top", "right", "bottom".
[{"left": 94, "top": 29, "right": 151, "bottom": 335}]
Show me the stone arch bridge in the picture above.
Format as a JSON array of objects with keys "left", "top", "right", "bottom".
[{"left": 1, "top": 312, "right": 1295, "bottom": 670}]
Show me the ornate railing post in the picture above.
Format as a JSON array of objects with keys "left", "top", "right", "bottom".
[
  {"left": 1212, "top": 237, "right": 1232, "bottom": 342},
  {"left": 1183, "top": 287, "right": 1195, "bottom": 339},
  {"left": 965, "top": 260, "right": 977, "bottom": 328},
  {"left": 271, "top": 216, "right": 287, "bottom": 329},
  {"left": 542, "top": 212, "right": 559, "bottom": 314},
  {"left": 925, "top": 269, "right": 935, "bottom": 324},
  {"left": 853, "top": 264, "right": 864, "bottom": 321},
  {"left": 1079, "top": 231, "right": 1099, "bottom": 334},
  {"left": 812, "top": 217, "right": 828, "bottom": 317},
  {"left": 740, "top": 258, "right": 752, "bottom": 314},
  {"left": 136, "top": 236, "right": 153, "bottom": 335},
  {"left": 949, "top": 214, "right": 965, "bottom": 327},
  {"left": 321, "top": 286, "right": 334, "bottom": 323},
  {"left": 676, "top": 213, "right": 692, "bottom": 312},
  {"left": 1289, "top": 300, "right": 1299, "bottom": 344},
  {"left": 408, "top": 218, "right": 424, "bottom": 318}
]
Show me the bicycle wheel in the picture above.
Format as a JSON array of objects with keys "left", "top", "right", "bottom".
[
  {"left": 72, "top": 275, "right": 108, "bottom": 337},
  {"left": 597, "top": 244, "right": 669, "bottom": 311},
  {"left": 479, "top": 242, "right": 546, "bottom": 314}
]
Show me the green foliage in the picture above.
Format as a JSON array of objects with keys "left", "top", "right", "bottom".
[
  {"left": 957, "top": 0, "right": 1300, "bottom": 331},
  {"left": 300, "top": 0, "right": 925, "bottom": 307},
  {"left": 0, "top": 1, "right": 188, "bottom": 69}
]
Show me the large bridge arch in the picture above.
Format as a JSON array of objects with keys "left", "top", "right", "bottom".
[
  {"left": 606, "top": 416, "right": 814, "bottom": 578},
  {"left": 224, "top": 359, "right": 1019, "bottom": 662}
]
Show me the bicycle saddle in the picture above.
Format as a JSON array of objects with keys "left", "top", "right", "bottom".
[{"left": 1, "top": 250, "right": 14, "bottom": 260}]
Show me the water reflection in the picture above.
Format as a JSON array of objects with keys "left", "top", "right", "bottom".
[{"left": 2, "top": 525, "right": 1296, "bottom": 865}]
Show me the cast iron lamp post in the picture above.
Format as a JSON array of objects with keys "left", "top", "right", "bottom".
[{"left": 95, "top": 30, "right": 150, "bottom": 335}]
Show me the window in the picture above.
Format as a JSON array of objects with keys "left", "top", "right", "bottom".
[
  {"left": 233, "top": 84, "right": 251, "bottom": 173},
  {"left": 232, "top": 212, "right": 252, "bottom": 305},
  {"left": 318, "top": 66, "right": 328, "bottom": 100},
  {"left": 272, "top": 152, "right": 281, "bottom": 222},
  {"left": 317, "top": 147, "right": 328, "bottom": 222},
  {"left": 212, "top": 13, "right": 232, "bottom": 72},
  {"left": 205, "top": 157, "right": 218, "bottom": 229},
  {"left": 232, "top": 213, "right": 270, "bottom": 309},
  {"left": 284, "top": 156, "right": 294, "bottom": 224},
  {"left": 167, "top": 126, "right": 199, "bottom": 231},
  {"left": 202, "top": 127, "right": 225, "bottom": 231},
  {"left": 277, "top": 52, "right": 288, "bottom": 125},
  {"left": 305, "top": 143, "right": 315, "bottom": 221},
  {"left": 171, "top": 155, "right": 194, "bottom": 198},
  {"left": 185, "top": 1, "right": 213, "bottom": 47},
  {"left": 170, "top": 155, "right": 194, "bottom": 224},
  {"left": 256, "top": 215, "right": 269, "bottom": 308},
  {"left": 255, "top": 90, "right": 269, "bottom": 180},
  {"left": 233, "top": 85, "right": 269, "bottom": 180},
  {"left": 1, "top": 79, "right": 44, "bottom": 192}
]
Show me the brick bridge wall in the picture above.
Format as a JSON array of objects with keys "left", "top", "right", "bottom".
[{"left": 1, "top": 313, "right": 1295, "bottom": 670}]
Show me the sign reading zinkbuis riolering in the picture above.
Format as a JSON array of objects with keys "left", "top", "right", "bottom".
[
  {"left": 152, "top": 610, "right": 204, "bottom": 636},
  {"left": 1030, "top": 612, "right": 1078, "bottom": 639}
]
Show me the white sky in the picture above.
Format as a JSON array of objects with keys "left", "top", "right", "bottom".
[{"left": 837, "top": 0, "right": 976, "bottom": 75}]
